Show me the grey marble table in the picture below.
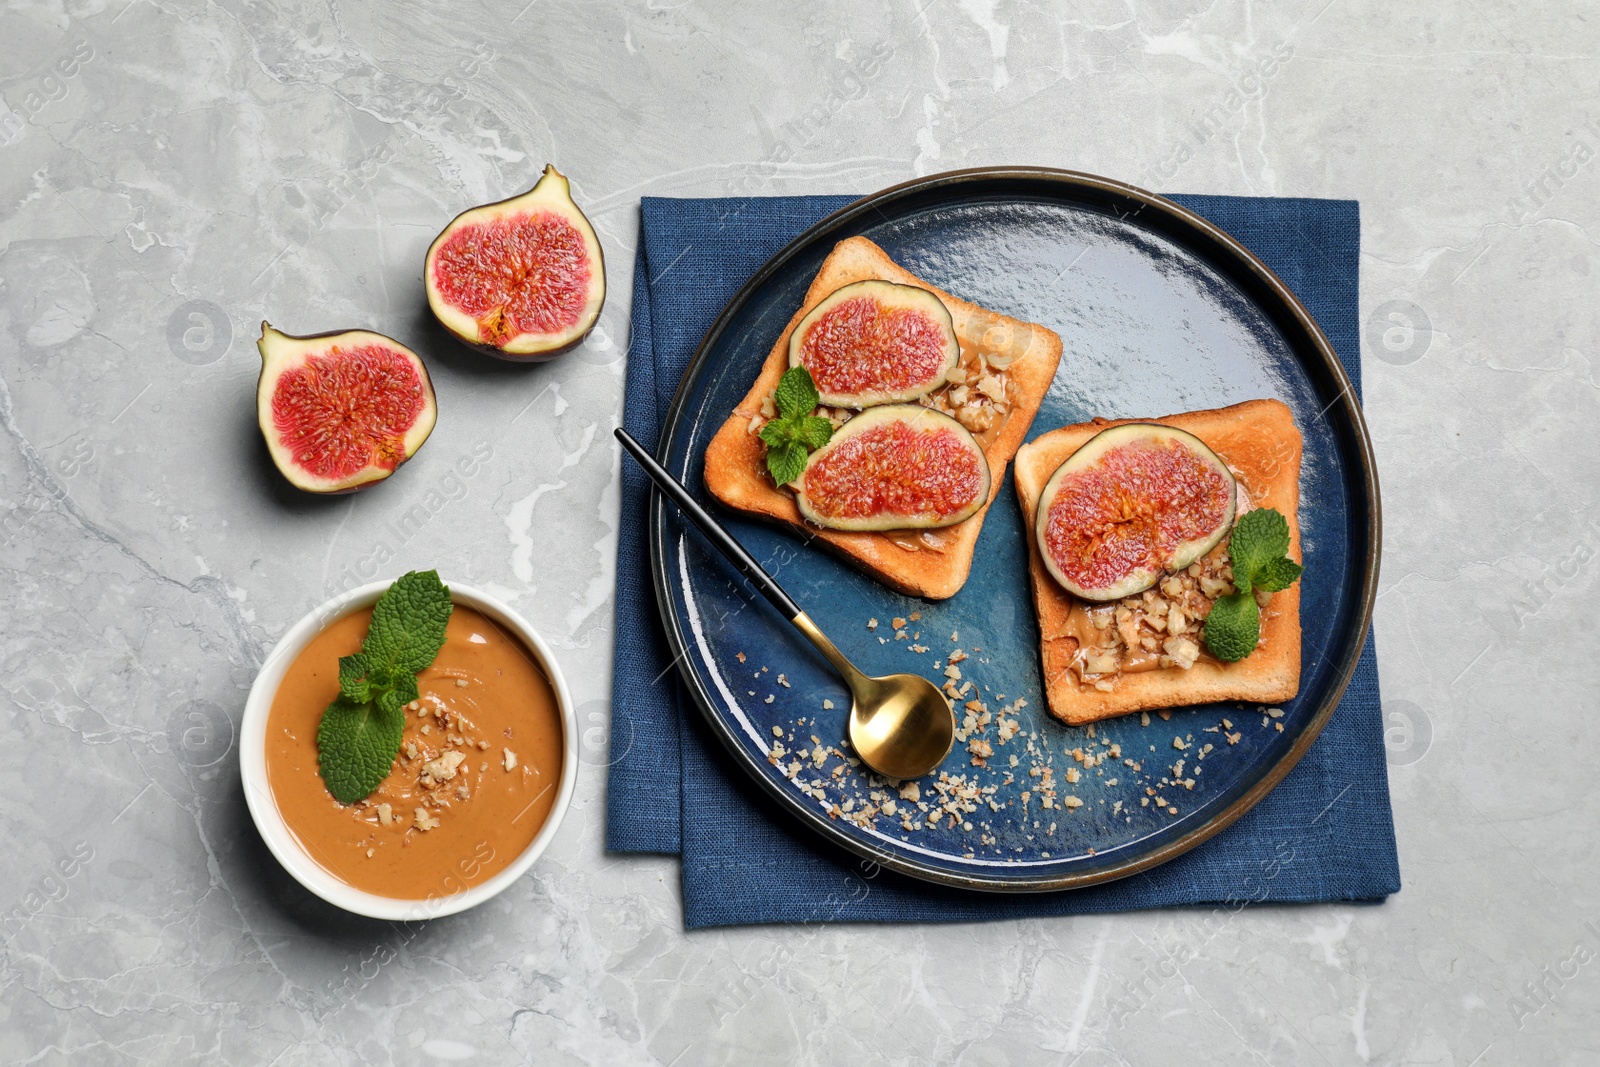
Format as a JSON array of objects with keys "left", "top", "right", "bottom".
[{"left": 2, "top": 1, "right": 1596, "bottom": 1063}]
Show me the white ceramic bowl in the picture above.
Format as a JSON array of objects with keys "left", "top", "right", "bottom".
[{"left": 241, "top": 579, "right": 577, "bottom": 920}]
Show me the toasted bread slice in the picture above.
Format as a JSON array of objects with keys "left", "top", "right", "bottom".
[
  {"left": 1014, "top": 399, "right": 1303, "bottom": 725},
  {"left": 703, "top": 237, "right": 1063, "bottom": 599}
]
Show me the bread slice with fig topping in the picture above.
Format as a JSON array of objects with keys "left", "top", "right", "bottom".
[
  {"left": 703, "top": 236, "right": 1063, "bottom": 600},
  {"left": 1014, "top": 399, "right": 1303, "bottom": 725}
]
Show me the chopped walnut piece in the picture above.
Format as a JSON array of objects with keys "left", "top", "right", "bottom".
[
  {"left": 377, "top": 803, "right": 394, "bottom": 827},
  {"left": 413, "top": 807, "right": 440, "bottom": 832},
  {"left": 422, "top": 750, "right": 467, "bottom": 784},
  {"left": 1164, "top": 635, "right": 1201, "bottom": 669},
  {"left": 503, "top": 748, "right": 518, "bottom": 771}
]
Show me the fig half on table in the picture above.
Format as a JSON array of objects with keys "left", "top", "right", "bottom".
[
  {"left": 424, "top": 164, "right": 606, "bottom": 361},
  {"left": 256, "top": 322, "right": 437, "bottom": 494}
]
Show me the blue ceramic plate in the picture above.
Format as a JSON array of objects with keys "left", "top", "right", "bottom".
[{"left": 650, "top": 169, "right": 1378, "bottom": 891}]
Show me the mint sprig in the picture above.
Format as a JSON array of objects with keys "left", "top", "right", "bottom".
[
  {"left": 1202, "top": 508, "right": 1302, "bottom": 663},
  {"left": 760, "top": 366, "right": 834, "bottom": 486},
  {"left": 317, "top": 570, "right": 453, "bottom": 803}
]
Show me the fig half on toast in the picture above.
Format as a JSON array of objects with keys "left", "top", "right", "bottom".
[
  {"left": 797, "top": 405, "right": 991, "bottom": 531},
  {"left": 788, "top": 280, "right": 959, "bottom": 408},
  {"left": 1035, "top": 423, "right": 1235, "bottom": 601}
]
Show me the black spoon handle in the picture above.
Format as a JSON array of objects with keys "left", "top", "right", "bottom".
[{"left": 615, "top": 427, "right": 803, "bottom": 620}]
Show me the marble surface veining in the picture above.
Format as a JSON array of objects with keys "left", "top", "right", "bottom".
[{"left": 1, "top": 1, "right": 1596, "bottom": 1063}]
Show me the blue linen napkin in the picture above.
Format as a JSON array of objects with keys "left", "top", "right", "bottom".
[{"left": 607, "top": 193, "right": 1401, "bottom": 927}]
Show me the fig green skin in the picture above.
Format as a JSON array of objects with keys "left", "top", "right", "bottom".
[
  {"left": 256, "top": 321, "right": 438, "bottom": 495},
  {"left": 787, "top": 279, "right": 959, "bottom": 408},
  {"left": 424, "top": 164, "right": 607, "bottom": 363},
  {"left": 1034, "top": 422, "right": 1236, "bottom": 601},
  {"left": 796, "top": 405, "right": 992, "bottom": 532}
]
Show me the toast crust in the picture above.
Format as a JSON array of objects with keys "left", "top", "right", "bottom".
[
  {"left": 703, "top": 237, "right": 1064, "bottom": 599},
  {"left": 1014, "top": 399, "right": 1303, "bottom": 725}
]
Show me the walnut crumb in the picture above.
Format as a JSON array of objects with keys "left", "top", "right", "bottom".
[
  {"left": 366, "top": 848, "right": 374, "bottom": 858},
  {"left": 503, "top": 748, "right": 518, "bottom": 771},
  {"left": 455, "top": 678, "right": 468, "bottom": 688}
]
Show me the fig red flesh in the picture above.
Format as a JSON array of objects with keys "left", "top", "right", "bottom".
[
  {"left": 1036, "top": 424, "right": 1235, "bottom": 601},
  {"left": 271, "top": 345, "right": 426, "bottom": 479},
  {"left": 430, "top": 211, "right": 593, "bottom": 345}
]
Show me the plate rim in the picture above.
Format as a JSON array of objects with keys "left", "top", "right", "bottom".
[{"left": 646, "top": 165, "right": 1382, "bottom": 893}]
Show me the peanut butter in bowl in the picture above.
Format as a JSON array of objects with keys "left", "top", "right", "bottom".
[{"left": 241, "top": 578, "right": 576, "bottom": 920}]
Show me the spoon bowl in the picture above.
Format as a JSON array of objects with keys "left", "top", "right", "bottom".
[
  {"left": 848, "top": 674, "right": 957, "bottom": 781},
  {"left": 788, "top": 612, "right": 954, "bottom": 779}
]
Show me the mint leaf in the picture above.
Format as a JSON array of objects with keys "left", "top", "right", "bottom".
[
  {"left": 760, "top": 417, "right": 799, "bottom": 451},
  {"left": 363, "top": 570, "right": 453, "bottom": 675},
  {"left": 1206, "top": 507, "right": 1301, "bottom": 663},
  {"left": 774, "top": 365, "right": 820, "bottom": 420},
  {"left": 767, "top": 442, "right": 808, "bottom": 487},
  {"left": 316, "top": 570, "right": 454, "bottom": 804},
  {"left": 761, "top": 368, "right": 831, "bottom": 487},
  {"left": 387, "top": 671, "right": 419, "bottom": 710},
  {"left": 1227, "top": 508, "right": 1291, "bottom": 592},
  {"left": 1203, "top": 592, "right": 1260, "bottom": 662},
  {"left": 316, "top": 695, "right": 406, "bottom": 804},
  {"left": 794, "top": 415, "right": 835, "bottom": 451},
  {"left": 338, "top": 653, "right": 370, "bottom": 703},
  {"left": 1255, "top": 556, "right": 1304, "bottom": 593}
]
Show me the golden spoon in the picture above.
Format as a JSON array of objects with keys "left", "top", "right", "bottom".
[{"left": 617, "top": 428, "right": 955, "bottom": 780}]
